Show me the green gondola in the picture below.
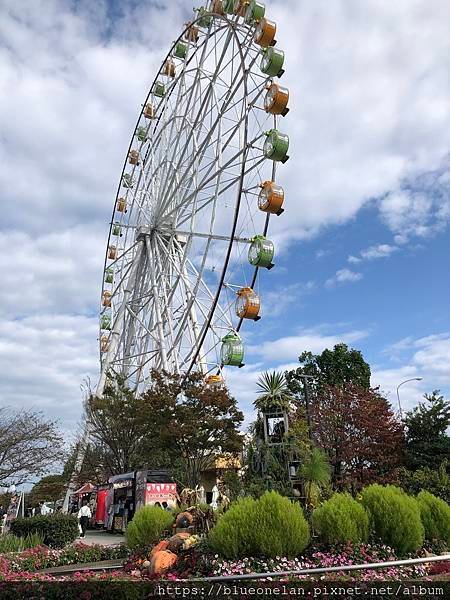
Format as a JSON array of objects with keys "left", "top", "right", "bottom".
[
  {"left": 135, "top": 126, "right": 148, "bottom": 142},
  {"left": 105, "top": 268, "right": 114, "bottom": 284},
  {"left": 100, "top": 314, "right": 112, "bottom": 330},
  {"left": 122, "top": 173, "right": 134, "bottom": 188},
  {"left": 248, "top": 235, "right": 275, "bottom": 269},
  {"left": 112, "top": 222, "right": 122, "bottom": 236},
  {"left": 221, "top": 332, "right": 245, "bottom": 367},
  {"left": 174, "top": 41, "right": 189, "bottom": 59},
  {"left": 260, "top": 47, "right": 285, "bottom": 77},
  {"left": 263, "top": 129, "right": 290, "bottom": 163},
  {"left": 196, "top": 7, "right": 213, "bottom": 27},
  {"left": 245, "top": 0, "right": 265, "bottom": 23},
  {"left": 154, "top": 81, "right": 166, "bottom": 97}
]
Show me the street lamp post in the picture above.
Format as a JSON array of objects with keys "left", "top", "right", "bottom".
[{"left": 396, "top": 377, "right": 423, "bottom": 420}]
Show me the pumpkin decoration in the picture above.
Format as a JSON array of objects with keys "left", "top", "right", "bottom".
[
  {"left": 150, "top": 539, "right": 170, "bottom": 556},
  {"left": 149, "top": 550, "right": 178, "bottom": 575},
  {"left": 167, "top": 532, "right": 190, "bottom": 553},
  {"left": 175, "top": 511, "right": 194, "bottom": 529}
]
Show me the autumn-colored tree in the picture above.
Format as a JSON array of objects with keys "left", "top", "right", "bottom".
[
  {"left": 140, "top": 370, "right": 244, "bottom": 488},
  {"left": 311, "top": 384, "right": 405, "bottom": 491},
  {"left": 83, "top": 371, "right": 243, "bottom": 488}
]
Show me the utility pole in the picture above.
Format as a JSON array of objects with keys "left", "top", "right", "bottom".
[{"left": 301, "top": 375, "right": 315, "bottom": 442}]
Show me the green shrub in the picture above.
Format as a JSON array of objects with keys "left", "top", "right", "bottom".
[
  {"left": 125, "top": 505, "right": 174, "bottom": 550},
  {"left": 417, "top": 490, "right": 450, "bottom": 547},
  {"left": 312, "top": 493, "right": 369, "bottom": 545},
  {"left": 361, "top": 484, "right": 424, "bottom": 555},
  {"left": 209, "top": 491, "right": 310, "bottom": 559},
  {"left": 10, "top": 514, "right": 78, "bottom": 548},
  {"left": 0, "top": 532, "right": 44, "bottom": 553}
]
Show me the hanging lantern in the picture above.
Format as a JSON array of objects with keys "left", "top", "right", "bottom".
[
  {"left": 174, "top": 41, "right": 189, "bottom": 59},
  {"left": 185, "top": 22, "right": 200, "bottom": 42},
  {"left": 196, "top": 7, "right": 213, "bottom": 27},
  {"left": 221, "top": 332, "right": 244, "bottom": 367},
  {"left": 254, "top": 18, "right": 277, "bottom": 47},
  {"left": 112, "top": 222, "right": 122, "bottom": 236},
  {"left": 100, "top": 314, "right": 112, "bottom": 330},
  {"left": 260, "top": 47, "right": 285, "bottom": 77},
  {"left": 136, "top": 126, "right": 148, "bottom": 142},
  {"left": 264, "top": 82, "right": 289, "bottom": 116},
  {"left": 154, "top": 81, "right": 166, "bottom": 97},
  {"left": 116, "top": 198, "right": 127, "bottom": 213},
  {"left": 163, "top": 60, "right": 176, "bottom": 78},
  {"left": 143, "top": 103, "right": 155, "bottom": 119},
  {"left": 100, "top": 335, "right": 110, "bottom": 352},
  {"left": 105, "top": 268, "right": 114, "bottom": 284},
  {"left": 108, "top": 245, "right": 117, "bottom": 260},
  {"left": 210, "top": 0, "right": 224, "bottom": 15},
  {"left": 205, "top": 374, "right": 223, "bottom": 386},
  {"left": 258, "top": 181, "right": 284, "bottom": 215},
  {"left": 128, "top": 150, "right": 139, "bottom": 165},
  {"left": 102, "top": 291, "right": 112, "bottom": 307},
  {"left": 122, "top": 173, "right": 134, "bottom": 188},
  {"left": 245, "top": 0, "right": 265, "bottom": 23},
  {"left": 236, "top": 287, "right": 261, "bottom": 321},
  {"left": 248, "top": 235, "right": 274, "bottom": 269},
  {"left": 263, "top": 129, "right": 289, "bottom": 163}
]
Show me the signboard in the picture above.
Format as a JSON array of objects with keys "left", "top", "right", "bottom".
[
  {"left": 145, "top": 483, "right": 177, "bottom": 508},
  {"left": 135, "top": 470, "right": 147, "bottom": 513},
  {"left": 3, "top": 493, "right": 24, "bottom": 533}
]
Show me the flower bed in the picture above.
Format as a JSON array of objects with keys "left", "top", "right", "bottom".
[
  {"left": 122, "top": 542, "right": 432, "bottom": 582},
  {"left": 1, "top": 543, "right": 128, "bottom": 574}
]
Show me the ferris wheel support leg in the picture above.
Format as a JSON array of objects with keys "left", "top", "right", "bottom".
[
  {"left": 63, "top": 242, "right": 146, "bottom": 511},
  {"left": 146, "top": 236, "right": 169, "bottom": 372}
]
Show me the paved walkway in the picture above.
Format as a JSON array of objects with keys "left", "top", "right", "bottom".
[{"left": 74, "top": 529, "right": 124, "bottom": 547}]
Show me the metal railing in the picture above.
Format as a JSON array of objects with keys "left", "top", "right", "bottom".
[{"left": 186, "top": 554, "right": 450, "bottom": 582}]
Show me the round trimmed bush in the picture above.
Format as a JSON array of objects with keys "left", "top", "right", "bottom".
[
  {"left": 417, "top": 490, "right": 450, "bottom": 547},
  {"left": 125, "top": 505, "right": 174, "bottom": 551},
  {"left": 361, "top": 484, "right": 424, "bottom": 555},
  {"left": 209, "top": 491, "right": 309, "bottom": 559},
  {"left": 312, "top": 493, "right": 369, "bottom": 545}
]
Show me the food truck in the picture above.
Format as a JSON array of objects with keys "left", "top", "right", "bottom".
[{"left": 104, "top": 469, "right": 176, "bottom": 533}]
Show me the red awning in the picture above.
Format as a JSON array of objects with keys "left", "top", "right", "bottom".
[{"left": 74, "top": 482, "right": 95, "bottom": 496}]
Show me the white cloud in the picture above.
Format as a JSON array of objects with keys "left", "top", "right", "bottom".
[
  {"left": 0, "top": 314, "right": 99, "bottom": 435},
  {"left": 325, "top": 268, "right": 363, "bottom": 288},
  {"left": 349, "top": 244, "right": 399, "bottom": 264},
  {"left": 0, "top": 225, "right": 105, "bottom": 318},
  {"left": 248, "top": 327, "right": 369, "bottom": 363},
  {"left": 373, "top": 332, "right": 450, "bottom": 412}
]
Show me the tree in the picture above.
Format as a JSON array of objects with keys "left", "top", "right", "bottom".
[
  {"left": 403, "top": 390, "right": 450, "bottom": 472},
  {"left": 84, "top": 371, "right": 244, "bottom": 489},
  {"left": 285, "top": 343, "right": 371, "bottom": 402},
  {"left": 298, "top": 447, "right": 331, "bottom": 508},
  {"left": 311, "top": 384, "right": 405, "bottom": 491},
  {"left": 254, "top": 371, "right": 292, "bottom": 411},
  {"left": 140, "top": 370, "right": 244, "bottom": 488},
  {"left": 0, "top": 408, "right": 64, "bottom": 486},
  {"left": 28, "top": 474, "right": 67, "bottom": 506},
  {"left": 85, "top": 375, "right": 161, "bottom": 475}
]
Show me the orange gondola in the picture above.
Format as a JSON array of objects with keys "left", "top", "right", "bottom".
[{"left": 258, "top": 181, "right": 285, "bottom": 215}]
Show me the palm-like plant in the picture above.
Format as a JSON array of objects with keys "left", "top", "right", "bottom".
[
  {"left": 298, "top": 447, "right": 331, "bottom": 508},
  {"left": 254, "top": 371, "right": 292, "bottom": 412}
]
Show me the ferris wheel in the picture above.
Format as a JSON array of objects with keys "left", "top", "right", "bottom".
[{"left": 98, "top": 0, "right": 291, "bottom": 394}]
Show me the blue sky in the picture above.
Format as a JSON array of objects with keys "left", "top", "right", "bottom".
[{"left": 0, "top": 0, "right": 449, "bottom": 436}]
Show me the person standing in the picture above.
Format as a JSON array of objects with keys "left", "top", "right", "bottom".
[{"left": 77, "top": 500, "right": 92, "bottom": 538}]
